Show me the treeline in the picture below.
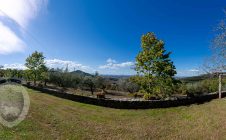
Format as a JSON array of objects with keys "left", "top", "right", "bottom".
[
  {"left": 1, "top": 65, "right": 223, "bottom": 99},
  {"left": 0, "top": 67, "right": 140, "bottom": 95},
  {"left": 0, "top": 69, "right": 24, "bottom": 78},
  {"left": 0, "top": 65, "right": 223, "bottom": 100},
  {"left": 49, "top": 69, "right": 140, "bottom": 94}
]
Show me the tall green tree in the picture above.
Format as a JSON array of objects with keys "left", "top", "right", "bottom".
[
  {"left": 134, "top": 32, "right": 177, "bottom": 98},
  {"left": 25, "top": 51, "right": 46, "bottom": 85}
]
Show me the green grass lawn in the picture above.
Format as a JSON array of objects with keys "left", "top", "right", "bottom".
[{"left": 1, "top": 88, "right": 226, "bottom": 139}]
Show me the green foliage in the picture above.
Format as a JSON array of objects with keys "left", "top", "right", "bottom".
[
  {"left": 152, "top": 77, "right": 177, "bottom": 98},
  {"left": 49, "top": 68, "right": 82, "bottom": 88},
  {"left": 48, "top": 69, "right": 113, "bottom": 95},
  {"left": 23, "top": 69, "right": 33, "bottom": 81},
  {"left": 0, "top": 66, "right": 3, "bottom": 77},
  {"left": 40, "top": 65, "right": 49, "bottom": 86},
  {"left": 176, "top": 78, "right": 226, "bottom": 96},
  {"left": 125, "top": 81, "right": 140, "bottom": 93},
  {"left": 0, "top": 70, "right": 3, "bottom": 77},
  {"left": 25, "top": 51, "right": 47, "bottom": 85},
  {"left": 82, "top": 76, "right": 95, "bottom": 95},
  {"left": 1, "top": 69, "right": 23, "bottom": 79},
  {"left": 134, "top": 32, "right": 177, "bottom": 99},
  {"left": 94, "top": 75, "right": 107, "bottom": 89},
  {"left": 118, "top": 78, "right": 140, "bottom": 93},
  {"left": 176, "top": 83, "right": 188, "bottom": 95},
  {"left": 143, "top": 93, "right": 152, "bottom": 100}
]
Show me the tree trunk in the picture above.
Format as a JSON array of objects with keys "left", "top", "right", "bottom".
[
  {"left": 91, "top": 86, "right": 94, "bottom": 95},
  {"left": 34, "top": 72, "right": 37, "bottom": 86},
  {"left": 44, "top": 80, "right": 47, "bottom": 86}
]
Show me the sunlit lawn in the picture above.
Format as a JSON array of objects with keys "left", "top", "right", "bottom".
[{"left": 1, "top": 88, "right": 226, "bottom": 139}]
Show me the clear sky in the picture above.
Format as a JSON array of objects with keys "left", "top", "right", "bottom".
[{"left": 0, "top": 0, "right": 225, "bottom": 76}]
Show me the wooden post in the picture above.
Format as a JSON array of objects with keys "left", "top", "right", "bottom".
[{"left": 219, "top": 74, "right": 222, "bottom": 99}]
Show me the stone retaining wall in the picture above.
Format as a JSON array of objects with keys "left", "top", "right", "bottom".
[{"left": 24, "top": 84, "right": 226, "bottom": 109}]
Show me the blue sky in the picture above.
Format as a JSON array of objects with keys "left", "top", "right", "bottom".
[{"left": 0, "top": 0, "right": 225, "bottom": 76}]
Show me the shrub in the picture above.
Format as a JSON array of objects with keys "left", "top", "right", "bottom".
[
  {"left": 133, "top": 92, "right": 144, "bottom": 98},
  {"left": 176, "top": 83, "right": 188, "bottom": 95},
  {"left": 177, "top": 78, "right": 221, "bottom": 96},
  {"left": 143, "top": 93, "right": 160, "bottom": 100},
  {"left": 143, "top": 93, "right": 152, "bottom": 100}
]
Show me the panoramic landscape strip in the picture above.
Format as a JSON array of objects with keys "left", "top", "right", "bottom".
[{"left": 0, "top": 0, "right": 225, "bottom": 139}]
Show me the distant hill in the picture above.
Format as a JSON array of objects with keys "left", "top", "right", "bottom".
[
  {"left": 70, "top": 70, "right": 93, "bottom": 77},
  {"left": 101, "top": 74, "right": 132, "bottom": 79},
  {"left": 178, "top": 74, "right": 215, "bottom": 83},
  {"left": 101, "top": 75, "right": 132, "bottom": 82}
]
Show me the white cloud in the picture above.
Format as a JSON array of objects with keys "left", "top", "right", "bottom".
[
  {"left": 45, "top": 59, "right": 93, "bottom": 72},
  {"left": 0, "top": 22, "right": 25, "bottom": 54},
  {"left": 0, "top": 0, "right": 48, "bottom": 28},
  {"left": 99, "top": 58, "right": 134, "bottom": 69},
  {"left": 106, "top": 58, "right": 117, "bottom": 63},
  {"left": 188, "top": 69, "right": 199, "bottom": 72},
  {"left": 0, "top": 0, "right": 48, "bottom": 54},
  {"left": 2, "top": 58, "right": 94, "bottom": 73},
  {"left": 177, "top": 69, "right": 201, "bottom": 77},
  {"left": 3, "top": 63, "right": 27, "bottom": 70}
]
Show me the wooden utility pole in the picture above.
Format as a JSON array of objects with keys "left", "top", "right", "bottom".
[
  {"left": 219, "top": 73, "right": 222, "bottom": 99},
  {"left": 217, "top": 72, "right": 226, "bottom": 99}
]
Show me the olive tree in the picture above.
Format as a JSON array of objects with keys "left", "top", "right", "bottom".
[
  {"left": 25, "top": 51, "right": 47, "bottom": 85},
  {"left": 83, "top": 76, "right": 95, "bottom": 95}
]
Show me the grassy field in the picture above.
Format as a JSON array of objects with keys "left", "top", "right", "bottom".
[{"left": 1, "top": 88, "right": 226, "bottom": 139}]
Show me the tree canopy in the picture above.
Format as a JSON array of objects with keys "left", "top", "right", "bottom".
[
  {"left": 25, "top": 51, "right": 47, "bottom": 85},
  {"left": 134, "top": 32, "right": 177, "bottom": 98}
]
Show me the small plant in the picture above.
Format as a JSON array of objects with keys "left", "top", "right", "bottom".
[
  {"left": 143, "top": 93, "right": 160, "bottom": 100},
  {"left": 133, "top": 92, "right": 143, "bottom": 98},
  {"left": 143, "top": 93, "right": 151, "bottom": 100},
  {"left": 176, "top": 83, "right": 188, "bottom": 95}
]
